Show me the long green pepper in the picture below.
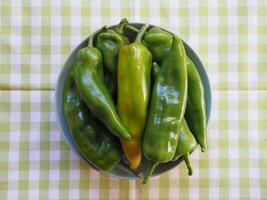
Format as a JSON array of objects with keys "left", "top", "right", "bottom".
[
  {"left": 141, "top": 26, "right": 207, "bottom": 151},
  {"left": 151, "top": 62, "right": 197, "bottom": 176},
  {"left": 74, "top": 26, "right": 131, "bottom": 141},
  {"left": 185, "top": 58, "right": 207, "bottom": 151},
  {"left": 64, "top": 66, "right": 121, "bottom": 172},
  {"left": 64, "top": 66, "right": 142, "bottom": 177},
  {"left": 142, "top": 36, "right": 188, "bottom": 184}
]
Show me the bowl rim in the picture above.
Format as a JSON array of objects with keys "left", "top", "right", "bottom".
[{"left": 55, "top": 22, "right": 212, "bottom": 180}]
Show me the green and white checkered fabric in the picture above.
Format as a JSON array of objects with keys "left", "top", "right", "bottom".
[{"left": 1, "top": 0, "right": 267, "bottom": 199}]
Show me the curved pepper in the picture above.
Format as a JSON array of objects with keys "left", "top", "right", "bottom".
[
  {"left": 64, "top": 66, "right": 143, "bottom": 177},
  {"left": 142, "top": 36, "right": 187, "bottom": 184},
  {"left": 152, "top": 62, "right": 196, "bottom": 176},
  {"left": 117, "top": 24, "right": 152, "bottom": 169},
  {"left": 96, "top": 19, "right": 129, "bottom": 98},
  {"left": 64, "top": 66, "right": 121, "bottom": 172},
  {"left": 143, "top": 27, "right": 173, "bottom": 64},
  {"left": 130, "top": 25, "right": 207, "bottom": 151},
  {"left": 74, "top": 26, "right": 131, "bottom": 141},
  {"left": 185, "top": 58, "right": 207, "bottom": 151},
  {"left": 172, "top": 119, "right": 197, "bottom": 175}
]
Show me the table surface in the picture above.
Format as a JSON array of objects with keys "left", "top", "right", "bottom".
[{"left": 0, "top": 1, "right": 267, "bottom": 199}]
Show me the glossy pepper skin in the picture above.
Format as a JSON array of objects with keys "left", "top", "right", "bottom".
[
  {"left": 185, "top": 58, "right": 207, "bottom": 151},
  {"left": 63, "top": 66, "right": 121, "bottom": 172},
  {"left": 142, "top": 36, "right": 188, "bottom": 184},
  {"left": 143, "top": 27, "right": 173, "bottom": 64},
  {"left": 151, "top": 62, "right": 160, "bottom": 84},
  {"left": 74, "top": 27, "right": 131, "bottom": 141},
  {"left": 64, "top": 66, "right": 143, "bottom": 177},
  {"left": 134, "top": 25, "right": 207, "bottom": 151},
  {"left": 96, "top": 19, "right": 129, "bottom": 98},
  {"left": 172, "top": 119, "right": 197, "bottom": 175},
  {"left": 151, "top": 62, "right": 196, "bottom": 176},
  {"left": 117, "top": 24, "right": 152, "bottom": 169}
]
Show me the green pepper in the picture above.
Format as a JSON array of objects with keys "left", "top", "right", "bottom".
[
  {"left": 151, "top": 62, "right": 196, "bottom": 175},
  {"left": 185, "top": 58, "right": 207, "bottom": 151},
  {"left": 64, "top": 67, "right": 143, "bottom": 178},
  {"left": 143, "top": 27, "right": 173, "bottom": 64},
  {"left": 74, "top": 26, "right": 131, "bottom": 141},
  {"left": 142, "top": 36, "right": 188, "bottom": 184},
  {"left": 172, "top": 119, "right": 197, "bottom": 175},
  {"left": 96, "top": 18, "right": 129, "bottom": 98},
  {"left": 125, "top": 25, "right": 172, "bottom": 65},
  {"left": 117, "top": 24, "right": 152, "bottom": 169},
  {"left": 63, "top": 66, "right": 121, "bottom": 172},
  {"left": 129, "top": 25, "right": 208, "bottom": 151}
]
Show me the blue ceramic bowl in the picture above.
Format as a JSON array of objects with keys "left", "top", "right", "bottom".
[{"left": 55, "top": 23, "right": 212, "bottom": 179}]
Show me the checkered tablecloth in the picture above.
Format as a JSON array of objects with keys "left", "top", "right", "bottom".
[{"left": 1, "top": 0, "right": 267, "bottom": 199}]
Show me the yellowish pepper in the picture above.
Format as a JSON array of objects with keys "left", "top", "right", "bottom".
[{"left": 117, "top": 24, "right": 152, "bottom": 169}]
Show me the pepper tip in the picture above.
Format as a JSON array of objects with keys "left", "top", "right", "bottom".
[
  {"left": 142, "top": 176, "right": 149, "bottom": 185},
  {"left": 188, "top": 169, "right": 193, "bottom": 176}
]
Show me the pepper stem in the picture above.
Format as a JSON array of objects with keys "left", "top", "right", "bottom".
[
  {"left": 134, "top": 24, "right": 149, "bottom": 43},
  {"left": 183, "top": 153, "right": 193, "bottom": 176},
  {"left": 88, "top": 25, "right": 107, "bottom": 47},
  {"left": 114, "top": 18, "right": 128, "bottom": 34},
  {"left": 125, "top": 24, "right": 140, "bottom": 33},
  {"left": 120, "top": 161, "right": 143, "bottom": 178},
  {"left": 142, "top": 161, "right": 158, "bottom": 185}
]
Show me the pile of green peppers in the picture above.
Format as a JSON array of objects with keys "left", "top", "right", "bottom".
[{"left": 63, "top": 19, "right": 207, "bottom": 184}]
